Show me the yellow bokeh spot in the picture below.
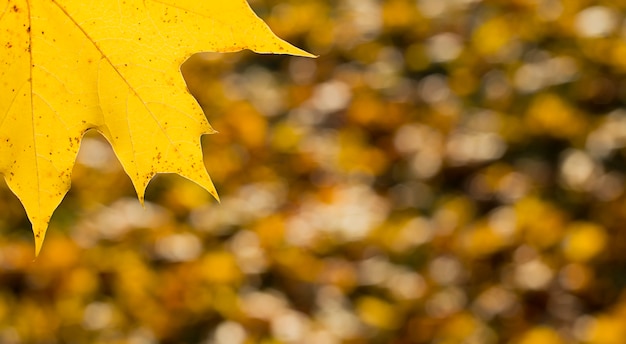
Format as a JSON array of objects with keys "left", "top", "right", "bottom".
[
  {"left": 461, "top": 223, "right": 507, "bottom": 257},
  {"left": 585, "top": 316, "right": 626, "bottom": 344},
  {"left": 382, "top": 0, "right": 419, "bottom": 31},
  {"left": 356, "top": 297, "right": 400, "bottom": 329},
  {"left": 473, "top": 17, "right": 512, "bottom": 56},
  {"left": 515, "top": 197, "right": 566, "bottom": 249},
  {"left": 438, "top": 312, "right": 479, "bottom": 340},
  {"left": 610, "top": 41, "right": 626, "bottom": 71},
  {"left": 525, "top": 94, "right": 586, "bottom": 139},
  {"left": 563, "top": 222, "right": 607, "bottom": 262},
  {"left": 517, "top": 326, "right": 563, "bottom": 344},
  {"left": 201, "top": 251, "right": 242, "bottom": 284}
]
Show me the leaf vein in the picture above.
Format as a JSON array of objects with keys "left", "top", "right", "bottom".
[{"left": 51, "top": 0, "right": 191, "bottom": 164}]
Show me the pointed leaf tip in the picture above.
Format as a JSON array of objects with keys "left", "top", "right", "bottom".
[{"left": 33, "top": 225, "right": 47, "bottom": 258}]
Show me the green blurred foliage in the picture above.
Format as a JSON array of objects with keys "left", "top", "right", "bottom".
[{"left": 2, "top": 0, "right": 626, "bottom": 343}]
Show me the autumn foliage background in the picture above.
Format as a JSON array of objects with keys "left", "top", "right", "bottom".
[{"left": 1, "top": 0, "right": 626, "bottom": 343}]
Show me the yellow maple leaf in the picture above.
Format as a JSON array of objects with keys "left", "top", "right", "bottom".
[{"left": 0, "top": 0, "right": 313, "bottom": 256}]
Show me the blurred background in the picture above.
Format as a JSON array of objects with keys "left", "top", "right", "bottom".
[{"left": 1, "top": 0, "right": 626, "bottom": 342}]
